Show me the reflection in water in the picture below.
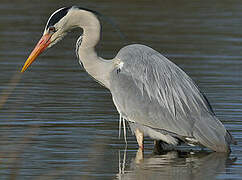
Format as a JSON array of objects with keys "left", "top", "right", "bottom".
[
  {"left": 117, "top": 149, "right": 236, "bottom": 180},
  {"left": 0, "top": 73, "right": 22, "bottom": 109}
]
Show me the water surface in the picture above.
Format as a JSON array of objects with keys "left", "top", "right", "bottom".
[{"left": 0, "top": 0, "right": 241, "bottom": 179}]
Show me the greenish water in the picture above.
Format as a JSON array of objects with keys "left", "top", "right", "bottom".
[{"left": 0, "top": 0, "right": 241, "bottom": 179}]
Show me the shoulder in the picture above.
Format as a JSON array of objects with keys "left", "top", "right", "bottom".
[
  {"left": 118, "top": 44, "right": 155, "bottom": 52},
  {"left": 117, "top": 44, "right": 160, "bottom": 57},
  {"left": 116, "top": 44, "right": 160, "bottom": 60},
  {"left": 115, "top": 44, "right": 183, "bottom": 75},
  {"left": 115, "top": 44, "right": 172, "bottom": 69}
]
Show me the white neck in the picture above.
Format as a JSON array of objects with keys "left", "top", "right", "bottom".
[{"left": 67, "top": 8, "right": 114, "bottom": 89}]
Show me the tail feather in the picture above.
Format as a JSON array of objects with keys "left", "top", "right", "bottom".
[
  {"left": 193, "top": 114, "right": 234, "bottom": 152},
  {"left": 225, "top": 130, "right": 237, "bottom": 145}
]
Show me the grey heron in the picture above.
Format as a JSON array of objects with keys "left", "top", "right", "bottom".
[{"left": 21, "top": 6, "right": 236, "bottom": 152}]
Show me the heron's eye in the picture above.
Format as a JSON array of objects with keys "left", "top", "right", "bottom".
[{"left": 49, "top": 26, "right": 56, "bottom": 33}]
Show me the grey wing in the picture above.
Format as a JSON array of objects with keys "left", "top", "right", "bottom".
[{"left": 110, "top": 44, "right": 234, "bottom": 152}]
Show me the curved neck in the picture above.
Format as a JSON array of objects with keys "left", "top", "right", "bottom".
[
  {"left": 68, "top": 9, "right": 114, "bottom": 88},
  {"left": 80, "top": 17, "right": 101, "bottom": 49}
]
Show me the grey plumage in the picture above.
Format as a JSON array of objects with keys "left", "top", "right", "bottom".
[
  {"left": 110, "top": 44, "right": 235, "bottom": 152},
  {"left": 21, "top": 6, "right": 236, "bottom": 152}
]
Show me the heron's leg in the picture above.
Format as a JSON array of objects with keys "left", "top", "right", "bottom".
[
  {"left": 135, "top": 147, "right": 144, "bottom": 164},
  {"left": 153, "top": 140, "right": 175, "bottom": 154},
  {"left": 153, "top": 140, "right": 163, "bottom": 154},
  {"left": 135, "top": 129, "right": 144, "bottom": 150}
]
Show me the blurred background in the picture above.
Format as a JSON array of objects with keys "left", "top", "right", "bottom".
[{"left": 0, "top": 0, "right": 241, "bottom": 179}]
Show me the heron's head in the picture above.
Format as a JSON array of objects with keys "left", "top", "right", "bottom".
[{"left": 21, "top": 6, "right": 73, "bottom": 72}]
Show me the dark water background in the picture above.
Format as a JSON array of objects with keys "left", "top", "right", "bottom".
[{"left": 0, "top": 0, "right": 241, "bottom": 179}]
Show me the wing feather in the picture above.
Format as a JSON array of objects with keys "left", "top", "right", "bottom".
[{"left": 110, "top": 44, "right": 233, "bottom": 152}]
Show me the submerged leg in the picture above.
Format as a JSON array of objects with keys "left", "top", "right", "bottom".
[
  {"left": 135, "top": 147, "right": 144, "bottom": 164},
  {"left": 153, "top": 140, "right": 174, "bottom": 154},
  {"left": 135, "top": 128, "right": 144, "bottom": 150},
  {"left": 153, "top": 140, "right": 162, "bottom": 154}
]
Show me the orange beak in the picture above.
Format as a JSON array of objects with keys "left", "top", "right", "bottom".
[{"left": 21, "top": 33, "right": 52, "bottom": 73}]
